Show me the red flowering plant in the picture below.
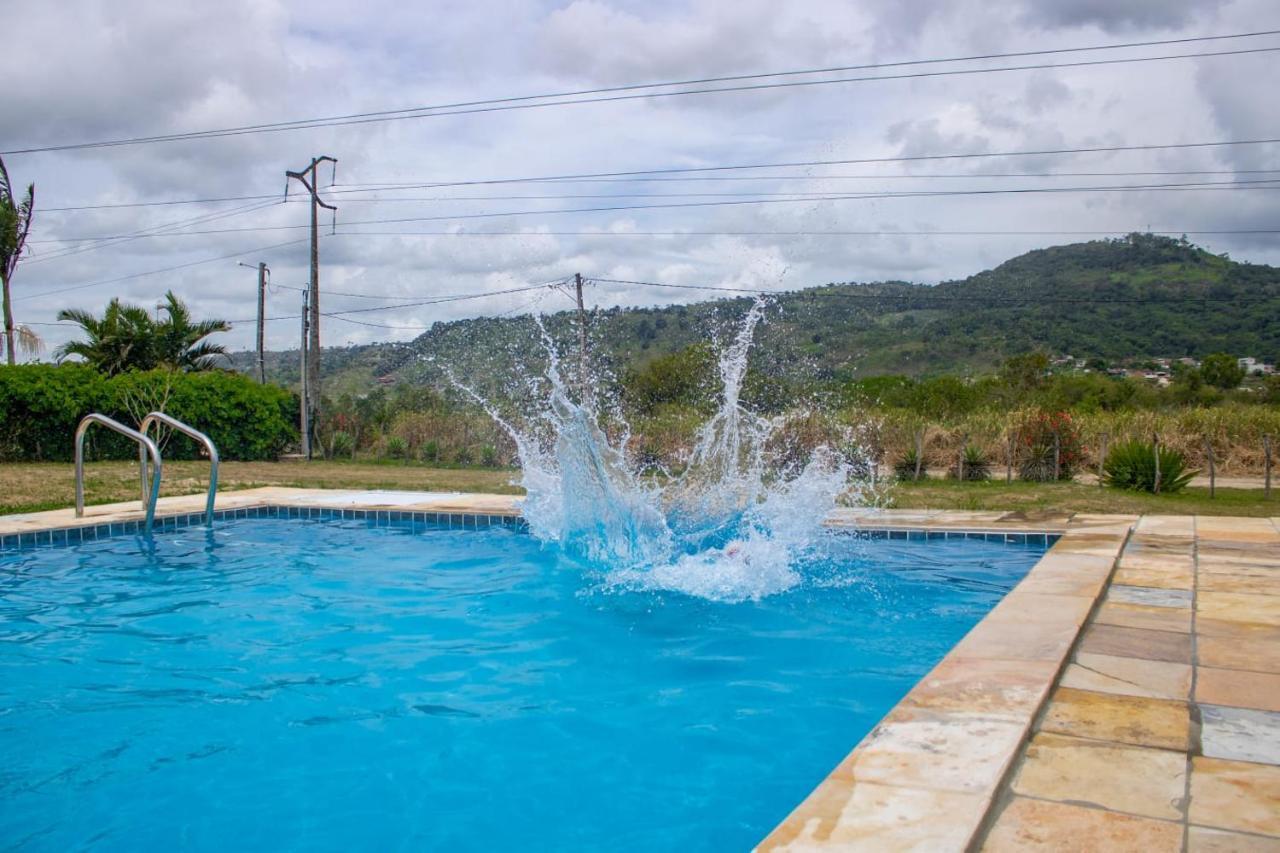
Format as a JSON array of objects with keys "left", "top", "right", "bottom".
[{"left": 1015, "top": 409, "right": 1085, "bottom": 481}]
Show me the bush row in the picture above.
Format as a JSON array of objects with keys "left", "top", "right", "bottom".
[{"left": 0, "top": 364, "right": 297, "bottom": 462}]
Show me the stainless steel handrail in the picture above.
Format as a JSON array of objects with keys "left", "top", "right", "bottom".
[
  {"left": 75, "top": 413, "right": 162, "bottom": 533},
  {"left": 140, "top": 412, "right": 220, "bottom": 525}
]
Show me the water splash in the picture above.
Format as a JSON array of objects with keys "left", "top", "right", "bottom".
[{"left": 456, "top": 297, "right": 859, "bottom": 602}]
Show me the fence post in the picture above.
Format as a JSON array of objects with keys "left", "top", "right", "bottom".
[
  {"left": 1153, "top": 432, "right": 1162, "bottom": 495},
  {"left": 1053, "top": 431, "right": 1061, "bottom": 481},
  {"left": 1098, "top": 431, "right": 1109, "bottom": 487},
  {"left": 1006, "top": 433, "right": 1014, "bottom": 483},
  {"left": 1205, "top": 438, "right": 1216, "bottom": 499},
  {"left": 1265, "top": 434, "right": 1273, "bottom": 500},
  {"left": 914, "top": 429, "right": 924, "bottom": 482},
  {"left": 957, "top": 433, "right": 967, "bottom": 481}
]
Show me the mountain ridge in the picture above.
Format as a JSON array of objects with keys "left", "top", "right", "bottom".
[{"left": 231, "top": 234, "right": 1280, "bottom": 395}]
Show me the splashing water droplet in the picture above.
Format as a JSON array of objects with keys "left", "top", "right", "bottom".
[{"left": 451, "top": 297, "right": 862, "bottom": 602}]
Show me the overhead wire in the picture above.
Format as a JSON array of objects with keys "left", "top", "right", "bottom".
[
  {"left": 24, "top": 176, "right": 1280, "bottom": 245},
  {"left": 34, "top": 165, "right": 1280, "bottom": 217},
  {"left": 18, "top": 238, "right": 311, "bottom": 302},
  {"left": 5, "top": 30, "right": 1280, "bottom": 155}
]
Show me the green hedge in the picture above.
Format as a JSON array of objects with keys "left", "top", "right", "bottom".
[{"left": 0, "top": 364, "right": 298, "bottom": 462}]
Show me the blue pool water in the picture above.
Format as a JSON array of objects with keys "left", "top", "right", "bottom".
[{"left": 0, "top": 518, "right": 1046, "bottom": 851}]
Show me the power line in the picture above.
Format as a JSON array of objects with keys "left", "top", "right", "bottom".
[
  {"left": 25, "top": 177, "right": 1280, "bottom": 244},
  {"left": 327, "top": 179, "right": 1280, "bottom": 226},
  {"left": 270, "top": 277, "right": 570, "bottom": 303},
  {"left": 26, "top": 199, "right": 282, "bottom": 263},
  {"left": 346, "top": 167, "right": 1280, "bottom": 186},
  {"left": 37, "top": 166, "right": 1280, "bottom": 215},
  {"left": 6, "top": 30, "right": 1279, "bottom": 154},
  {"left": 17, "top": 238, "right": 310, "bottom": 301},
  {"left": 315, "top": 137, "right": 1280, "bottom": 192},
  {"left": 328, "top": 228, "right": 1280, "bottom": 238},
  {"left": 40, "top": 193, "right": 281, "bottom": 212},
  {"left": 235, "top": 278, "right": 573, "bottom": 326}
]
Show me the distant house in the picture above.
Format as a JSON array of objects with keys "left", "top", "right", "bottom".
[{"left": 1238, "top": 357, "right": 1275, "bottom": 375}]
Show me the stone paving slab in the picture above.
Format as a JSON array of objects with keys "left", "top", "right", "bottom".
[
  {"left": 758, "top": 513, "right": 1135, "bottom": 851},
  {"left": 978, "top": 514, "right": 1280, "bottom": 852}
]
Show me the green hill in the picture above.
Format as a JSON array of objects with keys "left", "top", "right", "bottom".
[{"left": 233, "top": 234, "right": 1280, "bottom": 393}]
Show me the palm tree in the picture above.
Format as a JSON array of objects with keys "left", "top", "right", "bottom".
[
  {"left": 0, "top": 155, "right": 38, "bottom": 365},
  {"left": 154, "top": 290, "right": 230, "bottom": 370},
  {"left": 56, "top": 291, "right": 230, "bottom": 376},
  {"left": 56, "top": 299, "right": 160, "bottom": 375}
]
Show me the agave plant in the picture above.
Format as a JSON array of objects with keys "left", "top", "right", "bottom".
[
  {"left": 893, "top": 447, "right": 926, "bottom": 480},
  {"left": 960, "top": 444, "right": 992, "bottom": 481},
  {"left": 1102, "top": 440, "right": 1197, "bottom": 494}
]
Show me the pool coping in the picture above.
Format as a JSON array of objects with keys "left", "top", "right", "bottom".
[
  {"left": 758, "top": 510, "right": 1136, "bottom": 850},
  {"left": 0, "top": 488, "right": 1134, "bottom": 849}
]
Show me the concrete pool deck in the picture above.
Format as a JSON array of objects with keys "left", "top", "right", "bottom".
[{"left": 2, "top": 489, "right": 1277, "bottom": 851}]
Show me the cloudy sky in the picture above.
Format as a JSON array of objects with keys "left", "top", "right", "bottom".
[{"left": 3, "top": 0, "right": 1278, "bottom": 357}]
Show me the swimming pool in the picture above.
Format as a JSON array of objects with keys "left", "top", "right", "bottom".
[{"left": 0, "top": 514, "right": 1049, "bottom": 851}]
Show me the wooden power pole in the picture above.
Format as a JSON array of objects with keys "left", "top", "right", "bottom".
[
  {"left": 285, "top": 156, "right": 337, "bottom": 441},
  {"left": 238, "top": 261, "right": 270, "bottom": 382},
  {"left": 574, "top": 273, "right": 588, "bottom": 396},
  {"left": 300, "top": 289, "right": 311, "bottom": 459}
]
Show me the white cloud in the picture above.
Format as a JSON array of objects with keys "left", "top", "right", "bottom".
[{"left": 1, "top": 0, "right": 1277, "bottom": 358}]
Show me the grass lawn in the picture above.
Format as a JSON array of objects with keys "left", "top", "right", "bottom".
[
  {"left": 0, "top": 460, "right": 520, "bottom": 516},
  {"left": 0, "top": 460, "right": 1275, "bottom": 517}
]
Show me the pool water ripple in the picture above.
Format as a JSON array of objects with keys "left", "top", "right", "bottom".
[{"left": 0, "top": 518, "right": 1046, "bottom": 851}]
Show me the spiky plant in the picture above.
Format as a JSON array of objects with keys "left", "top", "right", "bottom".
[
  {"left": 961, "top": 444, "right": 991, "bottom": 481},
  {"left": 1102, "top": 440, "right": 1197, "bottom": 494},
  {"left": 893, "top": 447, "right": 926, "bottom": 480}
]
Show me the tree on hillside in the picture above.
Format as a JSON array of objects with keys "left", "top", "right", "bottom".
[
  {"left": 0, "top": 155, "right": 38, "bottom": 365},
  {"left": 998, "top": 351, "right": 1050, "bottom": 394},
  {"left": 56, "top": 291, "right": 230, "bottom": 376},
  {"left": 1200, "top": 352, "right": 1246, "bottom": 390}
]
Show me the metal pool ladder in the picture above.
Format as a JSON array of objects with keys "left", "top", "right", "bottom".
[
  {"left": 75, "top": 413, "right": 163, "bottom": 533},
  {"left": 139, "top": 412, "right": 220, "bottom": 526}
]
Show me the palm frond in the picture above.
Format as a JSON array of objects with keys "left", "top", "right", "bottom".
[{"left": 12, "top": 324, "right": 41, "bottom": 355}]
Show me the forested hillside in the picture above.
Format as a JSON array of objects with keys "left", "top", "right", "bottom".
[{"left": 232, "top": 234, "right": 1280, "bottom": 393}]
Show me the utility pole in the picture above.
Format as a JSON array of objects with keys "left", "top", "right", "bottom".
[
  {"left": 239, "top": 261, "right": 270, "bottom": 383},
  {"left": 300, "top": 289, "right": 311, "bottom": 460},
  {"left": 285, "top": 156, "right": 337, "bottom": 443},
  {"left": 574, "top": 273, "right": 588, "bottom": 397}
]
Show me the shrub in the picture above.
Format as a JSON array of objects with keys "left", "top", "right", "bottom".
[
  {"left": 480, "top": 444, "right": 498, "bottom": 467},
  {"left": 453, "top": 445, "right": 474, "bottom": 465},
  {"left": 1017, "top": 410, "right": 1084, "bottom": 481},
  {"left": 384, "top": 436, "right": 409, "bottom": 460},
  {"left": 329, "top": 431, "right": 354, "bottom": 458},
  {"left": 1102, "top": 440, "right": 1197, "bottom": 493},
  {"left": 0, "top": 364, "right": 296, "bottom": 461},
  {"left": 421, "top": 440, "right": 441, "bottom": 464},
  {"left": 960, "top": 445, "right": 991, "bottom": 481},
  {"left": 893, "top": 447, "right": 926, "bottom": 480}
]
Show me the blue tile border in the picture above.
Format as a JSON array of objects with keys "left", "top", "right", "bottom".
[
  {"left": 830, "top": 527, "right": 1057, "bottom": 547},
  {"left": 0, "top": 507, "right": 1051, "bottom": 555},
  {"left": 0, "top": 505, "right": 532, "bottom": 554}
]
